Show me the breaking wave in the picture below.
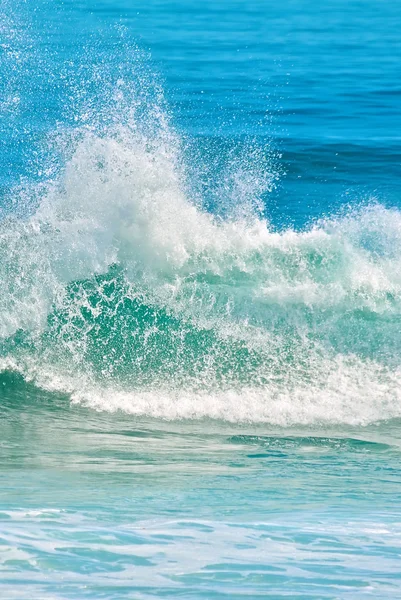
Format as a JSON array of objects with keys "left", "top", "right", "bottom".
[{"left": 1, "top": 33, "right": 401, "bottom": 425}]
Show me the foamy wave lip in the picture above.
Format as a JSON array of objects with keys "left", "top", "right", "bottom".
[
  {"left": 5, "top": 349, "right": 401, "bottom": 426},
  {"left": 62, "top": 355, "right": 401, "bottom": 426}
]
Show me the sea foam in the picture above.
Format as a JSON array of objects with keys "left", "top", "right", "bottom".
[{"left": 1, "top": 50, "right": 401, "bottom": 425}]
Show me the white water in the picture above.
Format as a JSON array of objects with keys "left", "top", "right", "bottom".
[{"left": 1, "top": 110, "right": 401, "bottom": 425}]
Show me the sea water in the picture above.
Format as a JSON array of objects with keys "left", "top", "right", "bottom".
[{"left": 1, "top": 0, "right": 401, "bottom": 597}]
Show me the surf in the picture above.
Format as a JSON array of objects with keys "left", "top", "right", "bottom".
[
  {"left": 1, "top": 120, "right": 401, "bottom": 425},
  {"left": 1, "top": 29, "right": 401, "bottom": 425}
]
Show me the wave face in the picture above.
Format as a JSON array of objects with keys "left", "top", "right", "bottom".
[{"left": 1, "top": 53, "right": 401, "bottom": 425}]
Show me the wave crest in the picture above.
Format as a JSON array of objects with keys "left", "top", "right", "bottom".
[{"left": 1, "top": 71, "right": 401, "bottom": 424}]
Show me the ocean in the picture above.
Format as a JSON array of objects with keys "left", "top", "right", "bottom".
[{"left": 1, "top": 0, "right": 401, "bottom": 597}]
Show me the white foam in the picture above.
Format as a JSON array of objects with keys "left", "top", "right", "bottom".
[{"left": 1, "top": 82, "right": 401, "bottom": 425}]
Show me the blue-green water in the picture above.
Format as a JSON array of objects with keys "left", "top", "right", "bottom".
[{"left": 1, "top": 0, "right": 401, "bottom": 597}]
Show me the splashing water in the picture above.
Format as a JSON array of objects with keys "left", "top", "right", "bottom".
[
  {"left": 3, "top": 3, "right": 401, "bottom": 600},
  {"left": 1, "top": 110, "right": 401, "bottom": 425},
  {"left": 1, "top": 5, "right": 401, "bottom": 426}
]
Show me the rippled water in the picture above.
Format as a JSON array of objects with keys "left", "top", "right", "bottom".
[{"left": 2, "top": 380, "right": 401, "bottom": 598}]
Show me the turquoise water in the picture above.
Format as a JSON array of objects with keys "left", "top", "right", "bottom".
[{"left": 1, "top": 0, "right": 401, "bottom": 597}]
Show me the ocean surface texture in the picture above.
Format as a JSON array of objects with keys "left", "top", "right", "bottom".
[{"left": 1, "top": 0, "right": 401, "bottom": 598}]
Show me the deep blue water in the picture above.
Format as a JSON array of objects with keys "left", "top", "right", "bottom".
[{"left": 1, "top": 0, "right": 401, "bottom": 597}]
